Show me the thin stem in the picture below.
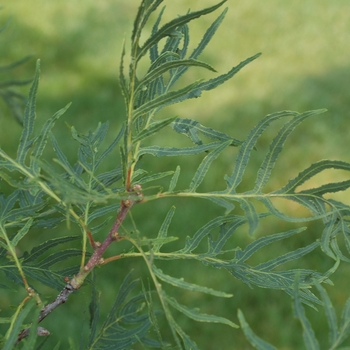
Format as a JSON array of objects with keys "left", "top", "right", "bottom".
[
  {"left": 130, "top": 238, "right": 183, "bottom": 348},
  {"left": 0, "top": 223, "right": 30, "bottom": 290}
]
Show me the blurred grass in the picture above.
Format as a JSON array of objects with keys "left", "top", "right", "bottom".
[{"left": 0, "top": 0, "right": 350, "bottom": 349}]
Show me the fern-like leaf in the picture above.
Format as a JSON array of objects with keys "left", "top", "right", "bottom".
[{"left": 89, "top": 273, "right": 161, "bottom": 349}]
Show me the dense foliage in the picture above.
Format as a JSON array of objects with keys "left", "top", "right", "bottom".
[{"left": 0, "top": 1, "right": 350, "bottom": 349}]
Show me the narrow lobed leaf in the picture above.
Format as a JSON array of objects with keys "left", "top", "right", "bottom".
[
  {"left": 137, "top": 0, "right": 227, "bottom": 61},
  {"left": 16, "top": 60, "right": 41, "bottom": 166},
  {"left": 153, "top": 266, "right": 233, "bottom": 297},
  {"left": 238, "top": 309, "right": 277, "bottom": 350},
  {"left": 166, "top": 295, "right": 238, "bottom": 328}
]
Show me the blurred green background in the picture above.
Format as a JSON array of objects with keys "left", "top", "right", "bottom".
[{"left": 0, "top": 0, "right": 350, "bottom": 349}]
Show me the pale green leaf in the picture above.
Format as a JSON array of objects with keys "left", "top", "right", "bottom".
[
  {"left": 133, "top": 80, "right": 202, "bottom": 119},
  {"left": 3, "top": 300, "right": 36, "bottom": 350},
  {"left": 168, "top": 166, "right": 180, "bottom": 192},
  {"left": 16, "top": 60, "right": 40, "bottom": 166},
  {"left": 276, "top": 160, "right": 350, "bottom": 195},
  {"left": 133, "top": 116, "right": 177, "bottom": 142},
  {"left": 338, "top": 298, "right": 350, "bottom": 346},
  {"left": 169, "top": 8, "right": 228, "bottom": 87},
  {"left": 23, "top": 236, "right": 80, "bottom": 263},
  {"left": 30, "top": 103, "right": 71, "bottom": 174},
  {"left": 177, "top": 215, "right": 237, "bottom": 254},
  {"left": 95, "top": 123, "right": 125, "bottom": 168},
  {"left": 236, "top": 198, "right": 259, "bottom": 236},
  {"left": 256, "top": 241, "right": 319, "bottom": 271},
  {"left": 293, "top": 277, "right": 320, "bottom": 350},
  {"left": 203, "top": 195, "right": 235, "bottom": 214},
  {"left": 11, "top": 218, "right": 33, "bottom": 247},
  {"left": 149, "top": 6, "right": 165, "bottom": 63},
  {"left": 137, "top": 0, "right": 227, "bottom": 61},
  {"left": 153, "top": 266, "right": 233, "bottom": 297},
  {"left": 119, "top": 40, "right": 129, "bottom": 106},
  {"left": 172, "top": 53, "right": 261, "bottom": 105},
  {"left": 253, "top": 109, "right": 326, "bottom": 193},
  {"left": 226, "top": 111, "right": 298, "bottom": 193},
  {"left": 89, "top": 273, "right": 159, "bottom": 349},
  {"left": 314, "top": 281, "right": 338, "bottom": 346},
  {"left": 136, "top": 170, "right": 174, "bottom": 185},
  {"left": 139, "top": 141, "right": 221, "bottom": 157},
  {"left": 238, "top": 309, "right": 277, "bottom": 350},
  {"left": 166, "top": 295, "right": 238, "bottom": 328},
  {"left": 138, "top": 59, "right": 216, "bottom": 90},
  {"left": 188, "top": 140, "right": 231, "bottom": 192},
  {"left": 171, "top": 117, "right": 242, "bottom": 146},
  {"left": 236, "top": 228, "right": 306, "bottom": 262},
  {"left": 153, "top": 206, "right": 176, "bottom": 252}
]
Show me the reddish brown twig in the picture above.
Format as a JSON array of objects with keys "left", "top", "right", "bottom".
[{"left": 16, "top": 188, "right": 143, "bottom": 344}]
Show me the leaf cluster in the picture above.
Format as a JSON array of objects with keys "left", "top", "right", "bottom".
[{"left": 0, "top": 0, "right": 350, "bottom": 349}]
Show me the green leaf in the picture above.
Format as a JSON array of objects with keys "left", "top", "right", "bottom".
[
  {"left": 133, "top": 80, "right": 202, "bottom": 119},
  {"left": 11, "top": 218, "right": 33, "bottom": 247},
  {"left": 133, "top": 116, "right": 177, "bottom": 142},
  {"left": 171, "top": 117, "right": 242, "bottom": 146},
  {"left": 22, "top": 303, "right": 42, "bottom": 350},
  {"left": 236, "top": 198, "right": 259, "bottom": 236},
  {"left": 139, "top": 141, "right": 222, "bottom": 157},
  {"left": 96, "top": 123, "right": 125, "bottom": 169},
  {"left": 23, "top": 236, "right": 80, "bottom": 263},
  {"left": 252, "top": 109, "right": 326, "bottom": 193},
  {"left": 168, "top": 166, "right": 180, "bottom": 192},
  {"left": 293, "top": 277, "right": 320, "bottom": 350},
  {"left": 236, "top": 228, "right": 306, "bottom": 263},
  {"left": 188, "top": 140, "right": 231, "bottom": 192},
  {"left": 204, "top": 195, "right": 236, "bottom": 214},
  {"left": 16, "top": 60, "right": 40, "bottom": 166},
  {"left": 3, "top": 300, "right": 36, "bottom": 350},
  {"left": 256, "top": 241, "right": 319, "bottom": 271},
  {"left": 89, "top": 273, "right": 159, "bottom": 349},
  {"left": 207, "top": 215, "right": 250, "bottom": 256},
  {"left": 119, "top": 40, "right": 129, "bottom": 107},
  {"left": 136, "top": 170, "right": 174, "bottom": 185},
  {"left": 177, "top": 215, "right": 237, "bottom": 254},
  {"left": 153, "top": 206, "right": 176, "bottom": 252},
  {"left": 166, "top": 295, "right": 238, "bottom": 328},
  {"left": 153, "top": 266, "right": 233, "bottom": 298},
  {"left": 172, "top": 53, "right": 261, "bottom": 104},
  {"left": 169, "top": 8, "right": 228, "bottom": 87},
  {"left": 338, "top": 297, "right": 350, "bottom": 346},
  {"left": 137, "top": 0, "right": 227, "bottom": 61},
  {"left": 138, "top": 58, "right": 216, "bottom": 89},
  {"left": 276, "top": 160, "right": 350, "bottom": 195},
  {"left": 173, "top": 321, "right": 199, "bottom": 350},
  {"left": 238, "top": 309, "right": 277, "bottom": 350},
  {"left": 225, "top": 111, "right": 298, "bottom": 193},
  {"left": 30, "top": 103, "right": 71, "bottom": 175},
  {"left": 314, "top": 281, "right": 338, "bottom": 347},
  {"left": 87, "top": 272, "right": 100, "bottom": 348}
]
